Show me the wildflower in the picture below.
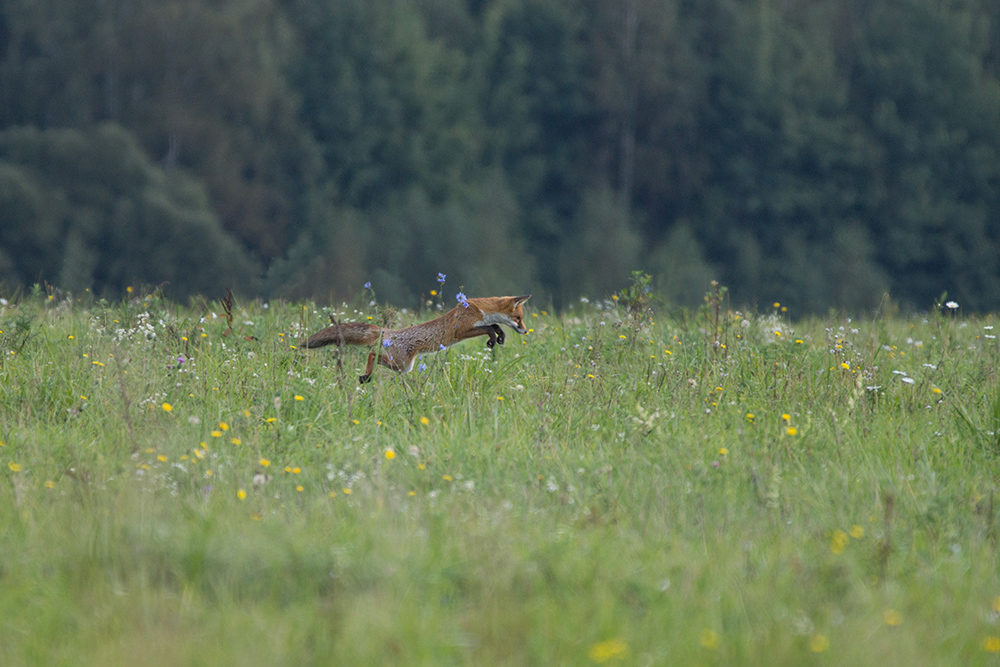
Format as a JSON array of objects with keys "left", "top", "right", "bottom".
[
  {"left": 932, "top": 387, "right": 943, "bottom": 394},
  {"left": 292, "top": 467, "right": 301, "bottom": 474},
  {"left": 437, "top": 273, "right": 446, "bottom": 283},
  {"left": 177, "top": 356, "right": 186, "bottom": 364},
  {"left": 44, "top": 480, "right": 55, "bottom": 489},
  {"left": 385, "top": 449, "right": 396, "bottom": 460},
  {"left": 901, "top": 377, "right": 915, "bottom": 385},
  {"left": 773, "top": 302, "right": 780, "bottom": 308},
  {"left": 157, "top": 455, "right": 168, "bottom": 462},
  {"left": 718, "top": 447, "right": 729, "bottom": 456},
  {"left": 259, "top": 458, "right": 270, "bottom": 467},
  {"left": 294, "top": 395, "right": 304, "bottom": 401},
  {"left": 830, "top": 529, "right": 849, "bottom": 554},
  {"left": 296, "top": 485, "right": 304, "bottom": 492},
  {"left": 265, "top": 417, "right": 276, "bottom": 423},
  {"left": 420, "top": 416, "right": 430, "bottom": 426},
  {"left": 231, "top": 438, "right": 241, "bottom": 445},
  {"left": 442, "top": 475, "right": 453, "bottom": 482},
  {"left": 364, "top": 282, "right": 372, "bottom": 290},
  {"left": 418, "top": 363, "right": 427, "bottom": 371},
  {"left": 781, "top": 413, "right": 791, "bottom": 421},
  {"left": 430, "top": 290, "right": 437, "bottom": 296},
  {"left": 841, "top": 362, "right": 850, "bottom": 370},
  {"left": 497, "top": 396, "right": 504, "bottom": 401},
  {"left": 849, "top": 525, "right": 865, "bottom": 539},
  {"left": 809, "top": 634, "right": 829, "bottom": 652},
  {"left": 8, "top": 462, "right": 21, "bottom": 472},
  {"left": 456, "top": 292, "right": 469, "bottom": 308},
  {"left": 383, "top": 338, "right": 393, "bottom": 348},
  {"left": 883, "top": 609, "right": 902, "bottom": 626},
  {"left": 746, "top": 413, "right": 755, "bottom": 421},
  {"left": 699, "top": 629, "right": 720, "bottom": 650},
  {"left": 343, "top": 488, "right": 352, "bottom": 495},
  {"left": 588, "top": 638, "right": 629, "bottom": 662},
  {"left": 210, "top": 430, "right": 222, "bottom": 438},
  {"left": 786, "top": 427, "right": 798, "bottom": 436},
  {"left": 162, "top": 402, "right": 174, "bottom": 412},
  {"left": 774, "top": 331, "right": 782, "bottom": 337},
  {"left": 237, "top": 489, "right": 247, "bottom": 500},
  {"left": 219, "top": 422, "right": 229, "bottom": 431},
  {"left": 982, "top": 636, "right": 1000, "bottom": 653},
  {"left": 945, "top": 301, "right": 959, "bottom": 310}
]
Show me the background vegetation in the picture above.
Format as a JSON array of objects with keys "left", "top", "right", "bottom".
[
  {"left": 1, "top": 284, "right": 999, "bottom": 664},
  {"left": 2, "top": 0, "right": 1000, "bottom": 311}
]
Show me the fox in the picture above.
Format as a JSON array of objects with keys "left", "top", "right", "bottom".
[{"left": 303, "top": 295, "right": 531, "bottom": 383}]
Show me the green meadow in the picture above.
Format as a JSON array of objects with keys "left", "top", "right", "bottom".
[{"left": 2, "top": 284, "right": 999, "bottom": 665}]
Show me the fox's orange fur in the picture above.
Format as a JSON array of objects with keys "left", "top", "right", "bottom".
[{"left": 303, "top": 295, "right": 531, "bottom": 383}]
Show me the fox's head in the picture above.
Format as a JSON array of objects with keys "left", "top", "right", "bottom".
[{"left": 505, "top": 295, "right": 531, "bottom": 334}]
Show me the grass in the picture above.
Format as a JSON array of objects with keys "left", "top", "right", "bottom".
[{"left": 1, "top": 285, "right": 1000, "bottom": 665}]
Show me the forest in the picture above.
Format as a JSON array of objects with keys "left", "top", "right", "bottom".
[{"left": 1, "top": 0, "right": 1000, "bottom": 311}]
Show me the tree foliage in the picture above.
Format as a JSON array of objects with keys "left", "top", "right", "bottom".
[{"left": 1, "top": 0, "right": 1000, "bottom": 310}]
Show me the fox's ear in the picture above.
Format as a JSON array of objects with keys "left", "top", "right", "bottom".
[{"left": 512, "top": 294, "right": 531, "bottom": 307}]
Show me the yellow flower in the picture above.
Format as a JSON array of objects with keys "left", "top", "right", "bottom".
[
  {"left": 774, "top": 330, "right": 782, "bottom": 337},
  {"left": 161, "top": 402, "right": 173, "bottom": 412},
  {"left": 430, "top": 289, "right": 437, "bottom": 296},
  {"left": 664, "top": 349, "right": 672, "bottom": 355},
  {"left": 8, "top": 462, "right": 22, "bottom": 472},
  {"left": 292, "top": 467, "right": 301, "bottom": 474},
  {"left": 746, "top": 413, "right": 755, "bottom": 421},
  {"left": 218, "top": 422, "right": 229, "bottom": 431},
  {"left": 259, "top": 458, "right": 270, "bottom": 467},
  {"left": 850, "top": 525, "right": 865, "bottom": 539},
  {"left": 786, "top": 426, "right": 798, "bottom": 436},
  {"left": 44, "top": 480, "right": 55, "bottom": 489},
  {"left": 157, "top": 455, "right": 168, "bottom": 463},
  {"left": 210, "top": 430, "right": 223, "bottom": 438},
  {"left": 809, "top": 634, "right": 829, "bottom": 653},
  {"left": 841, "top": 362, "right": 850, "bottom": 370},
  {"left": 385, "top": 449, "right": 396, "bottom": 460},
  {"left": 126, "top": 286, "right": 133, "bottom": 294},
  {"left": 618, "top": 334, "right": 627, "bottom": 339},
  {"left": 781, "top": 413, "right": 791, "bottom": 421},
  {"left": 265, "top": 417, "right": 276, "bottom": 423},
  {"left": 497, "top": 396, "right": 504, "bottom": 401},
  {"left": 992, "top": 596, "right": 1000, "bottom": 613},
  {"left": 588, "top": 638, "right": 629, "bottom": 662},
  {"left": 932, "top": 387, "right": 943, "bottom": 394},
  {"left": 883, "top": 609, "right": 902, "bottom": 626},
  {"left": 296, "top": 485, "right": 304, "bottom": 492},
  {"left": 830, "top": 529, "right": 849, "bottom": 554},
  {"left": 343, "top": 488, "right": 352, "bottom": 495},
  {"left": 294, "top": 395, "right": 304, "bottom": 401},
  {"left": 231, "top": 438, "right": 241, "bottom": 445},
  {"left": 237, "top": 489, "right": 247, "bottom": 500},
  {"left": 699, "top": 629, "right": 720, "bottom": 650},
  {"left": 773, "top": 302, "right": 780, "bottom": 308},
  {"left": 718, "top": 447, "right": 729, "bottom": 456},
  {"left": 442, "top": 475, "right": 453, "bottom": 482},
  {"left": 982, "top": 636, "right": 1000, "bottom": 653}
]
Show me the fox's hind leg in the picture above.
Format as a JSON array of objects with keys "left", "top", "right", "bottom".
[
  {"left": 359, "top": 351, "right": 377, "bottom": 384},
  {"left": 484, "top": 324, "right": 505, "bottom": 348}
]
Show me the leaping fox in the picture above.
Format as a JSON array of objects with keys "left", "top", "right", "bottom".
[{"left": 303, "top": 295, "right": 531, "bottom": 383}]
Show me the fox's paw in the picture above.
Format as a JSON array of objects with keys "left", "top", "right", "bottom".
[
  {"left": 493, "top": 325, "right": 506, "bottom": 346},
  {"left": 359, "top": 373, "right": 372, "bottom": 384}
]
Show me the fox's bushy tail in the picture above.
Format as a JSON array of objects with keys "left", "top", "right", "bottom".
[{"left": 303, "top": 322, "right": 381, "bottom": 349}]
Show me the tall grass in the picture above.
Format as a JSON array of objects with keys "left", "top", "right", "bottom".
[{"left": 1, "top": 285, "right": 999, "bottom": 665}]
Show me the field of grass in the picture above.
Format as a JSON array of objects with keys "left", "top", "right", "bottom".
[{"left": 1, "top": 283, "right": 1000, "bottom": 665}]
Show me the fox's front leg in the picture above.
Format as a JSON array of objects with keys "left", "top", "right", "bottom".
[
  {"left": 484, "top": 325, "right": 505, "bottom": 348},
  {"left": 359, "top": 351, "right": 377, "bottom": 384}
]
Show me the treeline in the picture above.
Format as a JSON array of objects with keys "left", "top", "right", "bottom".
[{"left": 2, "top": 0, "right": 1000, "bottom": 311}]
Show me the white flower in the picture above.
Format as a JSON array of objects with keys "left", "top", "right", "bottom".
[
  {"left": 945, "top": 301, "right": 959, "bottom": 310},
  {"left": 901, "top": 377, "right": 915, "bottom": 384}
]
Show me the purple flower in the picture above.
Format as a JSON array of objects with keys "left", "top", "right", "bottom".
[
  {"left": 456, "top": 292, "right": 469, "bottom": 308},
  {"left": 383, "top": 338, "right": 393, "bottom": 348},
  {"left": 437, "top": 273, "right": 446, "bottom": 283},
  {"left": 418, "top": 363, "right": 427, "bottom": 371},
  {"left": 364, "top": 281, "right": 372, "bottom": 290},
  {"left": 177, "top": 355, "right": 186, "bottom": 364},
  {"left": 439, "top": 344, "right": 446, "bottom": 351}
]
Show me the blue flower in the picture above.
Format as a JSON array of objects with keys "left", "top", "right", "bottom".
[
  {"left": 383, "top": 338, "right": 393, "bottom": 348},
  {"left": 364, "top": 281, "right": 372, "bottom": 290},
  {"left": 437, "top": 273, "right": 446, "bottom": 283},
  {"left": 456, "top": 292, "right": 469, "bottom": 308},
  {"left": 439, "top": 344, "right": 447, "bottom": 351},
  {"left": 418, "top": 363, "right": 427, "bottom": 372}
]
